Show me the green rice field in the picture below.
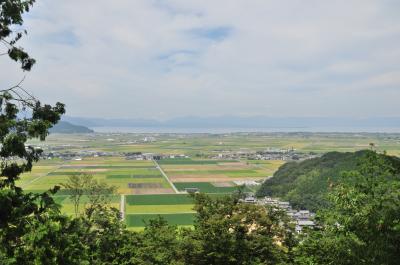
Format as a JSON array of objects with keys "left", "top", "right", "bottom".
[
  {"left": 125, "top": 194, "right": 197, "bottom": 227},
  {"left": 126, "top": 194, "right": 194, "bottom": 205},
  {"left": 125, "top": 204, "right": 194, "bottom": 214}
]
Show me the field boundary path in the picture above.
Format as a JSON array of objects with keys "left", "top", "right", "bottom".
[
  {"left": 152, "top": 159, "right": 180, "bottom": 194},
  {"left": 120, "top": 195, "right": 125, "bottom": 220},
  {"left": 20, "top": 163, "right": 63, "bottom": 189}
]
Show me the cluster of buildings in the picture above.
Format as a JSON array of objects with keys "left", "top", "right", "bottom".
[
  {"left": 242, "top": 196, "right": 315, "bottom": 233},
  {"left": 104, "top": 136, "right": 157, "bottom": 144},
  {"left": 211, "top": 148, "right": 317, "bottom": 161},
  {"left": 42, "top": 150, "right": 116, "bottom": 160},
  {"left": 124, "top": 152, "right": 189, "bottom": 160},
  {"left": 253, "top": 148, "right": 316, "bottom": 161},
  {"left": 233, "top": 180, "right": 261, "bottom": 186}
]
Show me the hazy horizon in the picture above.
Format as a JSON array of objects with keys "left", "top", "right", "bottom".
[
  {"left": 60, "top": 115, "right": 400, "bottom": 134},
  {"left": 65, "top": 114, "right": 400, "bottom": 122}
]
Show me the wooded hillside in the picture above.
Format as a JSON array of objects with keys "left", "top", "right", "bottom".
[{"left": 256, "top": 150, "right": 400, "bottom": 211}]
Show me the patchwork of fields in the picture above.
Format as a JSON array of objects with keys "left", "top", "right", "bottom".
[
  {"left": 18, "top": 156, "right": 278, "bottom": 228},
  {"left": 160, "top": 159, "right": 277, "bottom": 188},
  {"left": 20, "top": 132, "right": 400, "bottom": 228},
  {"left": 18, "top": 158, "right": 174, "bottom": 195}
]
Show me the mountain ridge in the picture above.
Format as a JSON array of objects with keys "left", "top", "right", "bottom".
[
  {"left": 63, "top": 116, "right": 400, "bottom": 129},
  {"left": 50, "top": 121, "right": 94, "bottom": 134}
]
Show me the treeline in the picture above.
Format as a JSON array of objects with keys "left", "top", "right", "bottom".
[{"left": 256, "top": 150, "right": 400, "bottom": 211}]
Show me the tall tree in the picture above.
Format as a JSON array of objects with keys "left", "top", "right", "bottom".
[
  {"left": 84, "top": 176, "right": 116, "bottom": 220},
  {"left": 61, "top": 174, "right": 93, "bottom": 216},
  {"left": 61, "top": 173, "right": 116, "bottom": 218}
]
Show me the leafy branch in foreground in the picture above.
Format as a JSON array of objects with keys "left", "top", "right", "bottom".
[
  {"left": 1, "top": 0, "right": 36, "bottom": 70},
  {"left": 0, "top": 1, "right": 71, "bottom": 263}
]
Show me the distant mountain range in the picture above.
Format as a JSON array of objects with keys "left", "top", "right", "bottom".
[
  {"left": 62, "top": 116, "right": 400, "bottom": 130},
  {"left": 50, "top": 121, "right": 94, "bottom": 134}
]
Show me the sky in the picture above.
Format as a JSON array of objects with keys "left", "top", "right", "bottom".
[{"left": 1, "top": 0, "right": 399, "bottom": 120}]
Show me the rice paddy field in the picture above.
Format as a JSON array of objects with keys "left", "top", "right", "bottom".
[
  {"left": 17, "top": 132, "right": 400, "bottom": 228},
  {"left": 125, "top": 194, "right": 195, "bottom": 227},
  {"left": 17, "top": 158, "right": 173, "bottom": 195},
  {"left": 16, "top": 156, "right": 266, "bottom": 228}
]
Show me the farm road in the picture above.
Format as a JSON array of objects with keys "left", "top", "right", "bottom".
[{"left": 152, "top": 159, "right": 180, "bottom": 194}]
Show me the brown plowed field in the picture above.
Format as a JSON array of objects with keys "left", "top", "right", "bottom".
[
  {"left": 170, "top": 177, "right": 265, "bottom": 182},
  {"left": 211, "top": 182, "right": 235, "bottom": 187},
  {"left": 162, "top": 164, "right": 252, "bottom": 171},
  {"left": 130, "top": 188, "right": 175, "bottom": 195}
]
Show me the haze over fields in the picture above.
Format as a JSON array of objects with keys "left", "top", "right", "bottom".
[
  {"left": 63, "top": 116, "right": 400, "bottom": 133},
  {"left": 1, "top": 0, "right": 400, "bottom": 123}
]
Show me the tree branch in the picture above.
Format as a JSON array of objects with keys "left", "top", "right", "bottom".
[
  {"left": 1, "top": 76, "right": 38, "bottom": 109},
  {"left": 1, "top": 75, "right": 26, "bottom": 92}
]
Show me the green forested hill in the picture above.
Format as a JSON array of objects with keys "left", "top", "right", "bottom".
[
  {"left": 256, "top": 150, "right": 400, "bottom": 211},
  {"left": 50, "top": 121, "right": 94, "bottom": 134}
]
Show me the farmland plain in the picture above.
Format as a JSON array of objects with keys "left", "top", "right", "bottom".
[{"left": 17, "top": 132, "right": 400, "bottom": 228}]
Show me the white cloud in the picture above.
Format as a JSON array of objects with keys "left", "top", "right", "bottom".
[{"left": 1, "top": 0, "right": 399, "bottom": 118}]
